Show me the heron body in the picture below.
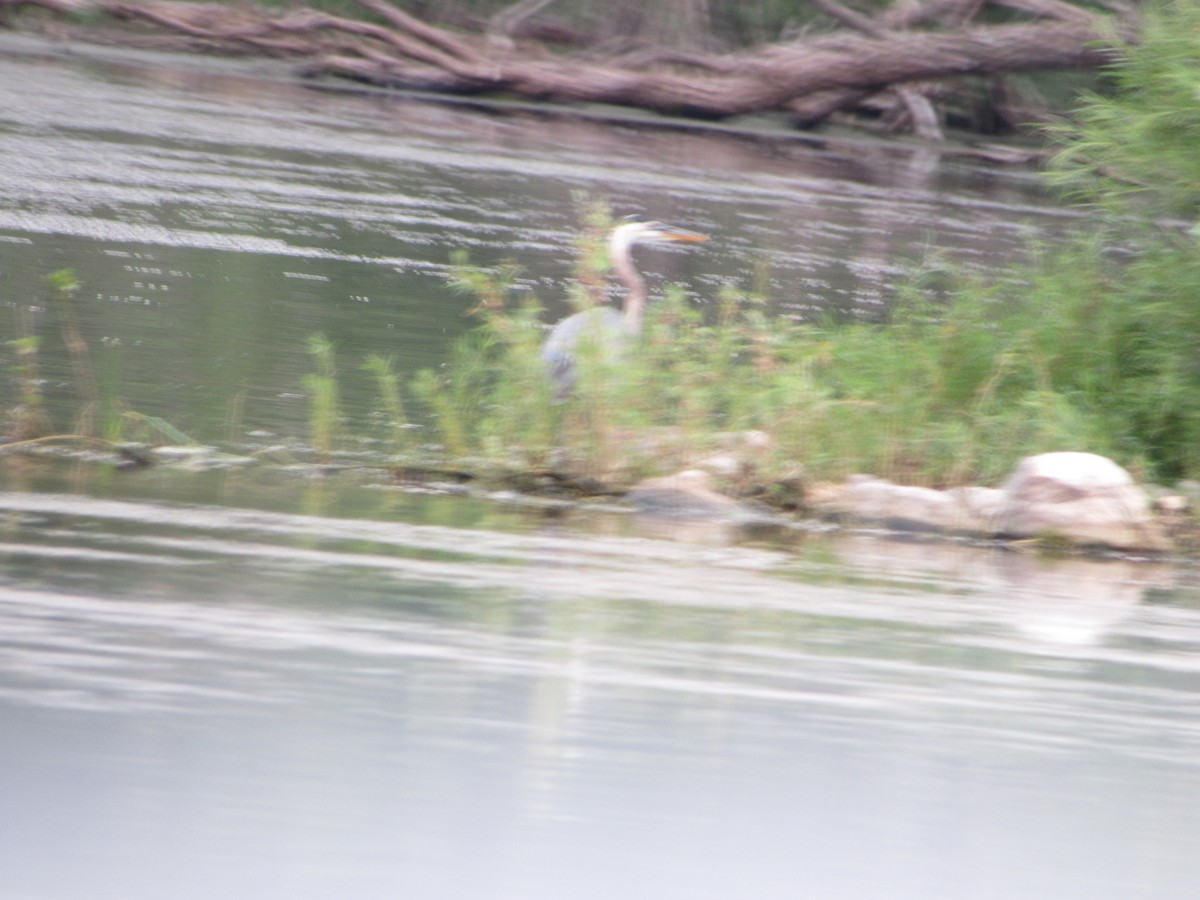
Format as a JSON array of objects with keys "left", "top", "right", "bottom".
[
  {"left": 541, "top": 218, "right": 708, "bottom": 397},
  {"left": 541, "top": 305, "right": 627, "bottom": 395}
]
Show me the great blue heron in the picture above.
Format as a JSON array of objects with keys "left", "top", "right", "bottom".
[{"left": 541, "top": 217, "right": 709, "bottom": 396}]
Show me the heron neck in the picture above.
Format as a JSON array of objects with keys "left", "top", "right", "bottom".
[{"left": 610, "top": 231, "right": 647, "bottom": 331}]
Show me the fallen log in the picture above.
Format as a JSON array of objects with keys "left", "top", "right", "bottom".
[
  {"left": 0, "top": 0, "right": 1130, "bottom": 133},
  {"left": 313, "top": 18, "right": 1116, "bottom": 118}
]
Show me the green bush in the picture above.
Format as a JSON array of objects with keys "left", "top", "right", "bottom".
[{"left": 1048, "top": 0, "right": 1200, "bottom": 220}]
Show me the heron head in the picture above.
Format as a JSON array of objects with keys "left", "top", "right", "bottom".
[{"left": 614, "top": 215, "right": 709, "bottom": 247}]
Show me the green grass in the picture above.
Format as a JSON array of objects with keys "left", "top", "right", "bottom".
[
  {"left": 363, "top": 353, "right": 415, "bottom": 456},
  {"left": 303, "top": 333, "right": 342, "bottom": 462}
]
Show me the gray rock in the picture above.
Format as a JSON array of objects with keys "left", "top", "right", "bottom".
[{"left": 628, "top": 470, "right": 744, "bottom": 519}]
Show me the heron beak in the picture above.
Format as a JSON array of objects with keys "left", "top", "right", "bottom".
[{"left": 661, "top": 228, "right": 710, "bottom": 243}]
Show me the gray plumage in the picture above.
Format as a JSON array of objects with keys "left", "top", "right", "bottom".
[{"left": 541, "top": 305, "right": 627, "bottom": 397}]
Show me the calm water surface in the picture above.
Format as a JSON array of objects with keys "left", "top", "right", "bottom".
[{"left": 2, "top": 35, "right": 1200, "bottom": 900}]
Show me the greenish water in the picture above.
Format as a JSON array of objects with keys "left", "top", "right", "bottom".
[{"left": 2, "top": 33, "right": 1199, "bottom": 900}]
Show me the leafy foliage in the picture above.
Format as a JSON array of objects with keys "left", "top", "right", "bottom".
[{"left": 1047, "top": 0, "right": 1200, "bottom": 219}]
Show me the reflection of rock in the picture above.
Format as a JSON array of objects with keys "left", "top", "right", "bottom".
[
  {"left": 990, "top": 553, "right": 1156, "bottom": 645},
  {"left": 630, "top": 515, "right": 743, "bottom": 546},
  {"left": 994, "top": 452, "right": 1170, "bottom": 551},
  {"left": 811, "top": 452, "right": 1171, "bottom": 552},
  {"left": 830, "top": 533, "right": 1172, "bottom": 646}
]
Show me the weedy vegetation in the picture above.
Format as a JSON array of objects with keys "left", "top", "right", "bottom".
[
  {"left": 3, "top": 269, "right": 194, "bottom": 459},
  {"left": 302, "top": 333, "right": 342, "bottom": 463},
  {"left": 401, "top": 1, "right": 1200, "bottom": 494}
]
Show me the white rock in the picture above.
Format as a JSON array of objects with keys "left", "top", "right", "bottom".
[{"left": 996, "top": 452, "right": 1169, "bottom": 551}]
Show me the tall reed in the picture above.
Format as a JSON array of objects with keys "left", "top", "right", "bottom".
[
  {"left": 5, "top": 335, "right": 52, "bottom": 441},
  {"left": 363, "top": 353, "right": 414, "bottom": 457},
  {"left": 303, "top": 333, "right": 341, "bottom": 462},
  {"left": 46, "top": 269, "right": 101, "bottom": 436}
]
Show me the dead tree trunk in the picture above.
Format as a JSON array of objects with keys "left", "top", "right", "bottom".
[{"left": 0, "top": 0, "right": 1131, "bottom": 135}]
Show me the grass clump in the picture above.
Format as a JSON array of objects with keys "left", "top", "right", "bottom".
[
  {"left": 303, "top": 334, "right": 342, "bottom": 462},
  {"left": 1045, "top": 0, "right": 1200, "bottom": 221},
  {"left": 363, "top": 353, "right": 415, "bottom": 456},
  {"left": 5, "top": 332, "right": 52, "bottom": 443},
  {"left": 3, "top": 269, "right": 199, "bottom": 458}
]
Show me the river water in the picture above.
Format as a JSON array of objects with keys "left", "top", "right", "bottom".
[{"left": 2, "top": 33, "right": 1200, "bottom": 900}]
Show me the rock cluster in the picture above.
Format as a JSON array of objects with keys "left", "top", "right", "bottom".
[
  {"left": 628, "top": 449, "right": 1174, "bottom": 552},
  {"left": 810, "top": 451, "right": 1171, "bottom": 551}
]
